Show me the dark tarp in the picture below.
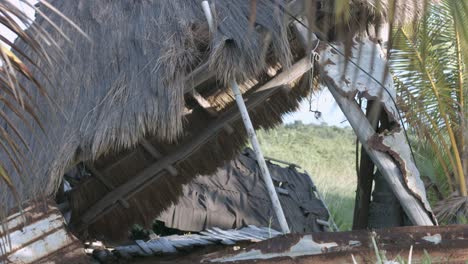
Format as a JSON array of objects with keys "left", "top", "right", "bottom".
[{"left": 156, "top": 149, "right": 329, "bottom": 233}]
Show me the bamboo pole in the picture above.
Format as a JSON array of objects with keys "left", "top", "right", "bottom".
[
  {"left": 231, "top": 81, "right": 290, "bottom": 234},
  {"left": 201, "top": 0, "right": 289, "bottom": 234}
]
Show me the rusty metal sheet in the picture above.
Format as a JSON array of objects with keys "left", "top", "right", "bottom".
[
  {"left": 203, "top": 225, "right": 468, "bottom": 263},
  {"left": 318, "top": 39, "right": 399, "bottom": 123},
  {"left": 0, "top": 201, "right": 89, "bottom": 264}
]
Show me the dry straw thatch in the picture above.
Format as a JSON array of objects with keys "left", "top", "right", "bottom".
[
  {"left": 1, "top": 0, "right": 294, "bottom": 212},
  {"left": 0, "top": 0, "right": 424, "bottom": 238}
]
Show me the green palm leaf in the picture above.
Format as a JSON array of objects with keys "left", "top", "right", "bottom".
[{"left": 391, "top": 0, "right": 468, "bottom": 196}]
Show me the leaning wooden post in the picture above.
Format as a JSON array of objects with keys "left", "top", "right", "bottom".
[
  {"left": 230, "top": 81, "right": 290, "bottom": 234},
  {"left": 325, "top": 82, "right": 433, "bottom": 226},
  {"left": 201, "top": 0, "right": 290, "bottom": 234},
  {"left": 291, "top": 18, "right": 433, "bottom": 226}
]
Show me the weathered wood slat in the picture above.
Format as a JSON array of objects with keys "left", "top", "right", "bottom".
[
  {"left": 264, "top": 156, "right": 301, "bottom": 168},
  {"left": 1, "top": 202, "right": 88, "bottom": 264},
  {"left": 76, "top": 57, "right": 312, "bottom": 228}
]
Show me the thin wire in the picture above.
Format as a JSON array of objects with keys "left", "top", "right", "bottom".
[
  {"left": 284, "top": 10, "right": 417, "bottom": 163},
  {"left": 308, "top": 41, "right": 320, "bottom": 114}
]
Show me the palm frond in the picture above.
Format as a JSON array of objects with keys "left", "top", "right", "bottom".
[
  {"left": 391, "top": 0, "right": 468, "bottom": 197},
  {"left": 0, "top": 1, "right": 86, "bottom": 214}
]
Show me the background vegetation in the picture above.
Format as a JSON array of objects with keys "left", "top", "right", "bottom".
[
  {"left": 258, "top": 122, "right": 357, "bottom": 230},
  {"left": 391, "top": 0, "right": 468, "bottom": 222}
]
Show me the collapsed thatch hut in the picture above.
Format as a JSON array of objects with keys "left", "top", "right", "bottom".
[
  {"left": 155, "top": 149, "right": 329, "bottom": 233},
  {"left": 0, "top": 0, "right": 428, "bottom": 245},
  {"left": 1, "top": 0, "right": 299, "bottom": 213},
  {"left": 62, "top": 149, "right": 329, "bottom": 238}
]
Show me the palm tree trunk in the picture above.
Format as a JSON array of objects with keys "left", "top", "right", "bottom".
[{"left": 353, "top": 101, "right": 378, "bottom": 230}]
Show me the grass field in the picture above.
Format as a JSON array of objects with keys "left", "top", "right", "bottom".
[{"left": 257, "top": 122, "right": 357, "bottom": 230}]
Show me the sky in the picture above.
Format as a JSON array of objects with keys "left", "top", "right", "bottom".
[
  {"left": 283, "top": 24, "right": 393, "bottom": 128},
  {"left": 1, "top": 0, "right": 36, "bottom": 41},
  {"left": 2, "top": 0, "right": 348, "bottom": 128},
  {"left": 282, "top": 90, "right": 348, "bottom": 127}
]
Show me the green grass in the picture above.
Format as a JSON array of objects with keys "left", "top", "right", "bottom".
[{"left": 257, "top": 122, "right": 357, "bottom": 230}]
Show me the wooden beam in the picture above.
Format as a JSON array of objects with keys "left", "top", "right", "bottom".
[
  {"left": 204, "top": 225, "right": 468, "bottom": 263},
  {"left": 231, "top": 80, "right": 290, "bottom": 233},
  {"left": 84, "top": 163, "right": 130, "bottom": 209},
  {"left": 191, "top": 91, "right": 218, "bottom": 117},
  {"left": 190, "top": 91, "right": 235, "bottom": 133},
  {"left": 184, "top": 62, "right": 213, "bottom": 93},
  {"left": 140, "top": 139, "right": 178, "bottom": 176},
  {"left": 76, "top": 57, "right": 312, "bottom": 228}
]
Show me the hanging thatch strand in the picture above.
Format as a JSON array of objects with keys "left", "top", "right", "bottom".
[{"left": 310, "top": 0, "right": 424, "bottom": 40}]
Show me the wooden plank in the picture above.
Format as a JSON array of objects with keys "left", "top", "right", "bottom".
[
  {"left": 76, "top": 57, "right": 312, "bottom": 228},
  {"left": 1, "top": 202, "right": 88, "bottom": 264}
]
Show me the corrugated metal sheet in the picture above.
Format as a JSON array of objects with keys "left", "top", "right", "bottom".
[
  {"left": 0, "top": 201, "right": 89, "bottom": 264},
  {"left": 92, "top": 225, "right": 283, "bottom": 262},
  {"left": 156, "top": 149, "right": 329, "bottom": 233}
]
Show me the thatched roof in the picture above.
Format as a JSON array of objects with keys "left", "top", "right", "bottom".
[
  {"left": 67, "top": 81, "right": 310, "bottom": 240},
  {"left": 1, "top": 0, "right": 296, "bottom": 212},
  {"left": 0, "top": 0, "right": 425, "bottom": 233}
]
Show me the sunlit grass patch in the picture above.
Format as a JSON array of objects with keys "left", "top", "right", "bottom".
[{"left": 257, "top": 123, "right": 357, "bottom": 230}]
